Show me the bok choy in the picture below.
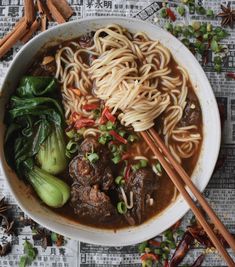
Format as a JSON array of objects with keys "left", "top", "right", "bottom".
[
  {"left": 37, "top": 126, "right": 67, "bottom": 175},
  {"left": 4, "top": 76, "right": 70, "bottom": 208}
]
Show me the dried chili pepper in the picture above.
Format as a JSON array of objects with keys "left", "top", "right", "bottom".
[{"left": 169, "top": 232, "right": 194, "bottom": 267}]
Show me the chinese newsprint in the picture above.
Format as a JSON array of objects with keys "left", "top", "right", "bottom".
[{"left": 0, "top": 0, "right": 235, "bottom": 266}]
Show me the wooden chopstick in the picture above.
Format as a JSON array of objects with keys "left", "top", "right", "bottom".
[
  {"left": 149, "top": 128, "right": 235, "bottom": 252},
  {"left": 141, "top": 130, "right": 235, "bottom": 267}
]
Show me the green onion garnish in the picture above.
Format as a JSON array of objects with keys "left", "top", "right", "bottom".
[
  {"left": 92, "top": 109, "right": 101, "bottom": 119},
  {"left": 156, "top": 162, "right": 162, "bottom": 173},
  {"left": 160, "top": 8, "right": 167, "bottom": 18},
  {"left": 112, "top": 154, "right": 121, "bottom": 164},
  {"left": 118, "top": 130, "right": 126, "bottom": 137},
  {"left": 177, "top": 6, "right": 185, "bottom": 16},
  {"left": 138, "top": 241, "right": 148, "bottom": 253},
  {"left": 98, "top": 135, "right": 107, "bottom": 144},
  {"left": 99, "top": 125, "right": 107, "bottom": 131},
  {"left": 127, "top": 134, "right": 138, "bottom": 143},
  {"left": 115, "top": 176, "right": 124, "bottom": 185},
  {"left": 154, "top": 248, "right": 162, "bottom": 255},
  {"left": 109, "top": 143, "right": 117, "bottom": 153},
  {"left": 66, "top": 140, "right": 78, "bottom": 154},
  {"left": 106, "top": 121, "right": 116, "bottom": 130},
  {"left": 66, "top": 129, "right": 75, "bottom": 139},
  {"left": 206, "top": 9, "right": 214, "bottom": 17},
  {"left": 117, "top": 201, "right": 127, "bottom": 214},
  {"left": 87, "top": 153, "right": 99, "bottom": 163},
  {"left": 140, "top": 159, "right": 148, "bottom": 168},
  {"left": 131, "top": 163, "right": 141, "bottom": 172}
]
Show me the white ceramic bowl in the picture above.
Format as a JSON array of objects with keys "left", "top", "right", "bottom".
[{"left": 0, "top": 17, "right": 220, "bottom": 246}]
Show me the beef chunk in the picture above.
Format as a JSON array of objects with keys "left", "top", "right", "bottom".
[
  {"left": 69, "top": 137, "right": 113, "bottom": 190},
  {"left": 180, "top": 92, "right": 201, "bottom": 127},
  {"left": 123, "top": 168, "right": 159, "bottom": 225},
  {"left": 69, "top": 154, "right": 113, "bottom": 191},
  {"left": 29, "top": 57, "right": 56, "bottom": 77},
  {"left": 80, "top": 136, "right": 101, "bottom": 153},
  {"left": 70, "top": 184, "right": 116, "bottom": 221}
]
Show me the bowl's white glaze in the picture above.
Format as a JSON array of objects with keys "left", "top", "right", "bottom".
[{"left": 0, "top": 17, "right": 221, "bottom": 246}]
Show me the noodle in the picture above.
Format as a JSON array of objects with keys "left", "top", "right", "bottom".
[{"left": 55, "top": 24, "right": 201, "bottom": 162}]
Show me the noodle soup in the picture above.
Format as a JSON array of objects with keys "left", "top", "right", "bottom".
[{"left": 4, "top": 24, "right": 202, "bottom": 229}]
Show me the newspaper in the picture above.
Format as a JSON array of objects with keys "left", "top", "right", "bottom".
[{"left": 0, "top": 0, "right": 235, "bottom": 266}]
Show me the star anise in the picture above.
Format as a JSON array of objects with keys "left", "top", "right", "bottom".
[
  {"left": 0, "top": 242, "right": 12, "bottom": 256},
  {"left": 0, "top": 197, "right": 11, "bottom": 213},
  {"left": 217, "top": 3, "right": 235, "bottom": 28}
]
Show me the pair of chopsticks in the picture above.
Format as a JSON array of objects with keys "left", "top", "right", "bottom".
[{"left": 141, "top": 128, "right": 235, "bottom": 267}]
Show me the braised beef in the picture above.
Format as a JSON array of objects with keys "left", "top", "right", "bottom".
[
  {"left": 180, "top": 93, "right": 201, "bottom": 127},
  {"left": 70, "top": 184, "right": 116, "bottom": 221},
  {"left": 69, "top": 137, "right": 113, "bottom": 191},
  {"left": 29, "top": 59, "right": 56, "bottom": 77},
  {"left": 123, "top": 168, "right": 159, "bottom": 225},
  {"left": 80, "top": 136, "right": 101, "bottom": 153},
  {"left": 69, "top": 154, "right": 113, "bottom": 190}
]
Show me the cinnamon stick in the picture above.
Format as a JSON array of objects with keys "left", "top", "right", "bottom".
[
  {"left": 46, "top": 0, "right": 73, "bottom": 23},
  {"left": 24, "top": 0, "right": 36, "bottom": 26},
  {"left": 0, "top": 18, "right": 25, "bottom": 47},
  {"left": 0, "top": 19, "right": 28, "bottom": 58},
  {"left": 21, "top": 18, "right": 41, "bottom": 43},
  {"left": 41, "top": 15, "right": 47, "bottom": 32},
  {"left": 37, "top": 0, "right": 53, "bottom": 21}
]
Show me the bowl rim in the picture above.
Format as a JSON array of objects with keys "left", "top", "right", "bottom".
[{"left": 0, "top": 16, "right": 221, "bottom": 246}]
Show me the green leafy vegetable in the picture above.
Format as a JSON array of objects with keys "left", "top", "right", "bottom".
[
  {"left": 26, "top": 165, "right": 70, "bottom": 208},
  {"left": 37, "top": 126, "right": 67, "bottom": 175},
  {"left": 17, "top": 76, "right": 57, "bottom": 97},
  {"left": 19, "top": 241, "right": 37, "bottom": 267},
  {"left": 4, "top": 76, "right": 70, "bottom": 208}
]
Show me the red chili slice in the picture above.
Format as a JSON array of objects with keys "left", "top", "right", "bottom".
[
  {"left": 122, "top": 153, "right": 131, "bottom": 160},
  {"left": 109, "top": 130, "right": 127, "bottom": 144},
  {"left": 74, "top": 118, "right": 95, "bottom": 129},
  {"left": 82, "top": 104, "right": 99, "bottom": 111},
  {"left": 164, "top": 260, "right": 169, "bottom": 267},
  {"left": 227, "top": 72, "right": 235, "bottom": 80},
  {"left": 71, "top": 112, "right": 80, "bottom": 122},
  {"left": 166, "top": 8, "right": 176, "bottom": 21},
  {"left": 148, "top": 240, "right": 161, "bottom": 247},
  {"left": 140, "top": 253, "right": 159, "bottom": 262},
  {"left": 102, "top": 107, "right": 116, "bottom": 123},
  {"left": 124, "top": 164, "right": 131, "bottom": 180}
]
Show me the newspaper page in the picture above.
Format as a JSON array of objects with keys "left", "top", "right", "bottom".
[{"left": 0, "top": 0, "right": 235, "bottom": 266}]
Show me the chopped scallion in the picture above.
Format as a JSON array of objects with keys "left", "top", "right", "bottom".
[
  {"left": 66, "top": 140, "right": 78, "bottom": 154},
  {"left": 112, "top": 154, "right": 121, "bottom": 164},
  {"left": 118, "top": 130, "right": 126, "bottom": 137},
  {"left": 138, "top": 241, "right": 148, "bottom": 253},
  {"left": 99, "top": 125, "right": 107, "bottom": 131},
  {"left": 140, "top": 159, "right": 148, "bottom": 168},
  {"left": 177, "top": 6, "right": 185, "bottom": 16},
  {"left": 87, "top": 153, "right": 99, "bottom": 163},
  {"left": 206, "top": 9, "right": 214, "bottom": 17},
  {"left": 98, "top": 135, "right": 106, "bottom": 144},
  {"left": 160, "top": 8, "right": 167, "bottom": 18},
  {"left": 115, "top": 176, "right": 124, "bottom": 185},
  {"left": 154, "top": 248, "right": 162, "bottom": 255},
  {"left": 127, "top": 134, "right": 138, "bottom": 143},
  {"left": 156, "top": 162, "right": 162, "bottom": 173},
  {"left": 117, "top": 201, "right": 127, "bottom": 214},
  {"left": 66, "top": 129, "right": 75, "bottom": 139},
  {"left": 131, "top": 163, "right": 141, "bottom": 172},
  {"left": 108, "top": 143, "right": 117, "bottom": 153},
  {"left": 106, "top": 121, "right": 116, "bottom": 130}
]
